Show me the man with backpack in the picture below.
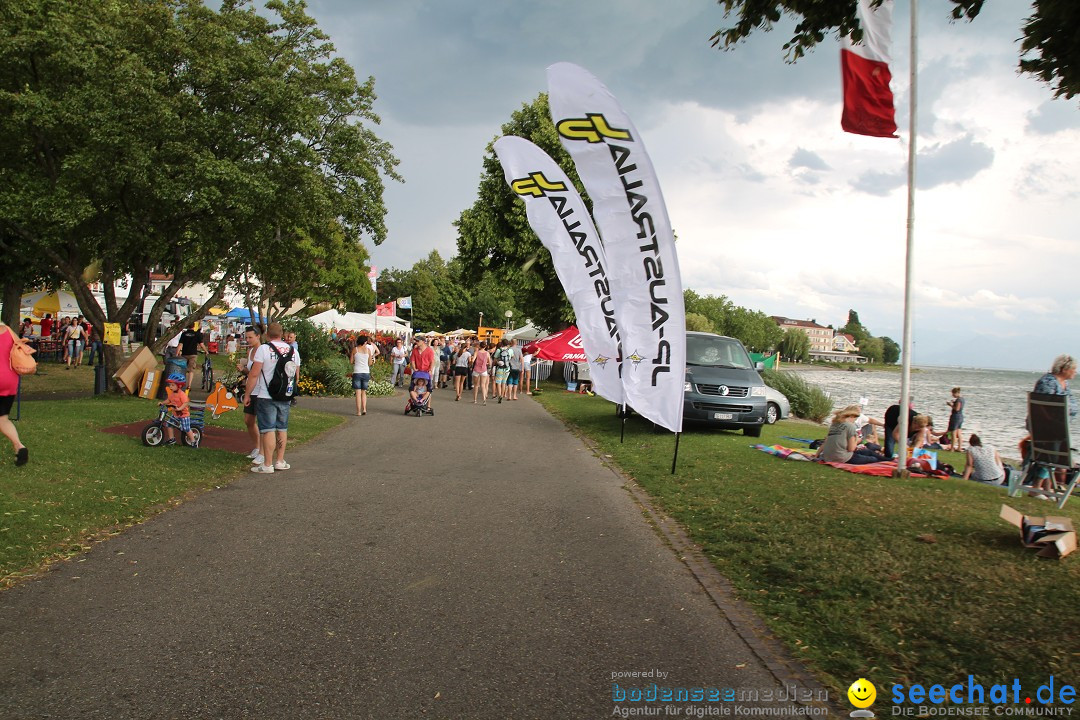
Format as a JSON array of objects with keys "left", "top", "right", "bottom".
[{"left": 244, "top": 323, "right": 299, "bottom": 474}]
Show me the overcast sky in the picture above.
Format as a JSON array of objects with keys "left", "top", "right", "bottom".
[{"left": 305, "top": 0, "right": 1079, "bottom": 371}]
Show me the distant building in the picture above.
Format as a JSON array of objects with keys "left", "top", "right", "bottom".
[
  {"left": 833, "top": 333, "right": 859, "bottom": 353},
  {"left": 770, "top": 316, "right": 834, "bottom": 354}
]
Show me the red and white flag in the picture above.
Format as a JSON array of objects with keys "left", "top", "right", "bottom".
[
  {"left": 375, "top": 301, "right": 396, "bottom": 317},
  {"left": 841, "top": 0, "right": 897, "bottom": 138}
]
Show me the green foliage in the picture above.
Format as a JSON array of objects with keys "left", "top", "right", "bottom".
[
  {"left": 455, "top": 93, "right": 579, "bottom": 332},
  {"left": 881, "top": 336, "right": 900, "bottom": 365},
  {"left": 683, "top": 290, "right": 782, "bottom": 351},
  {"left": 279, "top": 316, "right": 337, "bottom": 366},
  {"left": 685, "top": 312, "right": 715, "bottom": 333},
  {"left": 762, "top": 369, "right": 832, "bottom": 422},
  {"left": 306, "top": 354, "right": 353, "bottom": 397},
  {"left": 0, "top": 0, "right": 398, "bottom": 356},
  {"left": 711, "top": 0, "right": 1079, "bottom": 99},
  {"left": 777, "top": 328, "right": 810, "bottom": 363}
]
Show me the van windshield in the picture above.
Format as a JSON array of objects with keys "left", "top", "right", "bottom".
[{"left": 686, "top": 335, "right": 754, "bottom": 369}]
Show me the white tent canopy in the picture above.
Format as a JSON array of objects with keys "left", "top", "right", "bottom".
[
  {"left": 505, "top": 321, "right": 544, "bottom": 341},
  {"left": 308, "top": 310, "right": 410, "bottom": 334}
]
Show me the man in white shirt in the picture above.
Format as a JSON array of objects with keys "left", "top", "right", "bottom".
[
  {"left": 390, "top": 338, "right": 406, "bottom": 387},
  {"left": 244, "top": 323, "right": 300, "bottom": 474}
]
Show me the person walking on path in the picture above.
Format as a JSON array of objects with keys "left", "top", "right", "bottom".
[
  {"left": 522, "top": 345, "right": 534, "bottom": 395},
  {"left": 178, "top": 325, "right": 208, "bottom": 390},
  {"left": 507, "top": 342, "right": 523, "bottom": 400},
  {"left": 408, "top": 336, "right": 436, "bottom": 408},
  {"left": 237, "top": 327, "right": 264, "bottom": 465},
  {"left": 0, "top": 323, "right": 28, "bottom": 466},
  {"left": 351, "top": 334, "right": 378, "bottom": 416},
  {"left": 452, "top": 344, "right": 471, "bottom": 401},
  {"left": 389, "top": 338, "right": 406, "bottom": 388},
  {"left": 492, "top": 339, "right": 511, "bottom": 404},
  {"left": 945, "top": 387, "right": 965, "bottom": 451},
  {"left": 472, "top": 341, "right": 490, "bottom": 405},
  {"left": 64, "top": 317, "right": 85, "bottom": 370},
  {"left": 245, "top": 323, "right": 297, "bottom": 474}
]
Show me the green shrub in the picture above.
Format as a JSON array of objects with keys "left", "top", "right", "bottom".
[
  {"left": 370, "top": 358, "right": 391, "bottom": 383},
  {"left": 280, "top": 316, "right": 338, "bottom": 366},
  {"left": 762, "top": 369, "right": 832, "bottom": 423},
  {"left": 306, "top": 355, "right": 353, "bottom": 396}
]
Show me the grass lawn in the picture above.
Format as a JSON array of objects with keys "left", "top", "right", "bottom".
[
  {"left": 0, "top": 395, "right": 343, "bottom": 586},
  {"left": 535, "top": 388, "right": 1080, "bottom": 695}
]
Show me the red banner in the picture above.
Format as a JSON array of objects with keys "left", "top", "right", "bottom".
[{"left": 375, "top": 301, "right": 396, "bottom": 317}]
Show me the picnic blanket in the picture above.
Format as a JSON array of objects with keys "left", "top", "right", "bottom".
[{"left": 752, "top": 444, "right": 948, "bottom": 478}]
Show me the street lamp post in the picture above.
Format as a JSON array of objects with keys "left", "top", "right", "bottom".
[{"left": 504, "top": 310, "right": 513, "bottom": 331}]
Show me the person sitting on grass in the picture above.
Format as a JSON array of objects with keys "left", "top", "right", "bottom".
[
  {"left": 818, "top": 405, "right": 886, "bottom": 465},
  {"left": 410, "top": 376, "right": 430, "bottom": 406},
  {"left": 164, "top": 373, "right": 198, "bottom": 448},
  {"left": 961, "top": 434, "right": 1005, "bottom": 485}
]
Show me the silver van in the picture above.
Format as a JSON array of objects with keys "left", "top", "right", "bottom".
[{"left": 683, "top": 332, "right": 768, "bottom": 436}]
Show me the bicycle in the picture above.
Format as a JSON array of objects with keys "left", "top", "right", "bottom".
[
  {"left": 200, "top": 352, "right": 214, "bottom": 392},
  {"left": 141, "top": 402, "right": 204, "bottom": 448}
]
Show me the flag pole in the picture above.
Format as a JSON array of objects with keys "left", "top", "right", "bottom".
[
  {"left": 895, "top": 0, "right": 918, "bottom": 477},
  {"left": 670, "top": 432, "right": 681, "bottom": 474}
]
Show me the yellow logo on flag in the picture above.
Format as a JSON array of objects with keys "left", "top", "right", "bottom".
[
  {"left": 556, "top": 113, "right": 631, "bottom": 143},
  {"left": 510, "top": 172, "right": 567, "bottom": 198}
]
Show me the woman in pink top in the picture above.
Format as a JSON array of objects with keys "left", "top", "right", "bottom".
[
  {"left": 472, "top": 342, "right": 491, "bottom": 405},
  {"left": 0, "top": 324, "right": 28, "bottom": 466}
]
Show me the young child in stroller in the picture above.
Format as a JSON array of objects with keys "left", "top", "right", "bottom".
[{"left": 404, "top": 376, "right": 434, "bottom": 416}]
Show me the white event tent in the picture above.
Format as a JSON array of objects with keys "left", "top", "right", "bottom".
[{"left": 308, "top": 309, "right": 410, "bottom": 335}]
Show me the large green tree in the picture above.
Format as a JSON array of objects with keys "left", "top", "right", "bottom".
[
  {"left": 711, "top": 0, "right": 1080, "bottom": 99},
  {"left": 0, "top": 0, "right": 397, "bottom": 381},
  {"left": 456, "top": 93, "right": 583, "bottom": 332}
]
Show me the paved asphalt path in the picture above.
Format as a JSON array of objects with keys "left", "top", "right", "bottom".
[{"left": 0, "top": 388, "right": 813, "bottom": 719}]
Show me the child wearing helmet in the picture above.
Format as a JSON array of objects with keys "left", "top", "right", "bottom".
[{"left": 164, "top": 373, "right": 197, "bottom": 447}]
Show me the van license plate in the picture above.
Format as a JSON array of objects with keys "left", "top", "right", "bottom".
[{"left": 714, "top": 413, "right": 734, "bottom": 420}]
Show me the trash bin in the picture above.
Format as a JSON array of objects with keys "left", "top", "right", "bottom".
[
  {"left": 160, "top": 357, "right": 187, "bottom": 399},
  {"left": 94, "top": 364, "right": 107, "bottom": 395}
]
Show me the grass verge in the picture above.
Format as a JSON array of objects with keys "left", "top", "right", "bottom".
[
  {"left": 535, "top": 389, "right": 1080, "bottom": 695},
  {"left": 0, "top": 395, "right": 343, "bottom": 586}
]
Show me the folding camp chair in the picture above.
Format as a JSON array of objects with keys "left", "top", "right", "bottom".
[{"left": 1008, "top": 392, "right": 1079, "bottom": 509}]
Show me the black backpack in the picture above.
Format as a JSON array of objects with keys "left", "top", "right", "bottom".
[{"left": 266, "top": 342, "right": 297, "bottom": 401}]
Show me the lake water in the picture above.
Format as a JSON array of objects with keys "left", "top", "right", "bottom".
[{"left": 788, "top": 365, "right": 1079, "bottom": 454}]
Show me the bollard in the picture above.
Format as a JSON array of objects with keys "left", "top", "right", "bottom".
[{"left": 94, "top": 364, "right": 107, "bottom": 395}]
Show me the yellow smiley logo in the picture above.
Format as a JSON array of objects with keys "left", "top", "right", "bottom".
[{"left": 848, "top": 678, "right": 876, "bottom": 708}]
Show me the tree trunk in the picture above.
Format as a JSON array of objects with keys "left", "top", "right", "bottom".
[
  {"left": 2, "top": 279, "right": 23, "bottom": 329},
  {"left": 103, "top": 342, "right": 125, "bottom": 393}
]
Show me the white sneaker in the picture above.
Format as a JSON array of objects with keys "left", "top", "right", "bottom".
[
  {"left": 251, "top": 455, "right": 264, "bottom": 465},
  {"left": 274, "top": 461, "right": 291, "bottom": 471},
  {"left": 251, "top": 465, "right": 274, "bottom": 474},
  {"left": 246, "top": 448, "right": 261, "bottom": 459}
]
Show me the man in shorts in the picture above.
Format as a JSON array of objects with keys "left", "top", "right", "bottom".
[
  {"left": 178, "top": 324, "right": 208, "bottom": 390},
  {"left": 245, "top": 323, "right": 298, "bottom": 474}
]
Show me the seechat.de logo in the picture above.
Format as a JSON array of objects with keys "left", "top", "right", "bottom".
[
  {"left": 556, "top": 113, "right": 632, "bottom": 144},
  {"left": 510, "top": 171, "right": 567, "bottom": 198}
]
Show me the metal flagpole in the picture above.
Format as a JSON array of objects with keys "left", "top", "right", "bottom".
[
  {"left": 895, "top": 0, "right": 918, "bottom": 477},
  {"left": 671, "top": 433, "right": 681, "bottom": 474}
]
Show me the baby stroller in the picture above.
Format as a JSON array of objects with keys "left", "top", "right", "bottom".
[{"left": 404, "top": 374, "right": 434, "bottom": 417}]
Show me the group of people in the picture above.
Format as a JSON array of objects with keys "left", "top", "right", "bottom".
[
  {"left": 19, "top": 314, "right": 102, "bottom": 369},
  {"left": 815, "top": 354, "right": 1079, "bottom": 494},
  {"left": 232, "top": 324, "right": 301, "bottom": 474}
]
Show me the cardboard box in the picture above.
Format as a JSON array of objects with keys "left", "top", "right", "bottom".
[
  {"left": 138, "top": 369, "right": 162, "bottom": 400},
  {"left": 113, "top": 346, "right": 158, "bottom": 395},
  {"left": 1000, "top": 505, "right": 1077, "bottom": 559}
]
